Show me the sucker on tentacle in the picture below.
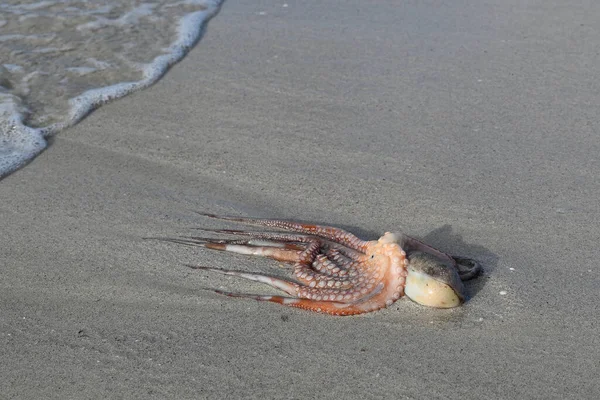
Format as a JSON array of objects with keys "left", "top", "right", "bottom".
[{"left": 152, "top": 213, "right": 482, "bottom": 315}]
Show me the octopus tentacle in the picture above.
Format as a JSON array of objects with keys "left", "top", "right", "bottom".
[
  {"left": 325, "top": 248, "right": 349, "bottom": 262},
  {"left": 293, "top": 263, "right": 355, "bottom": 289},
  {"left": 196, "top": 212, "right": 370, "bottom": 253},
  {"left": 187, "top": 265, "right": 300, "bottom": 295},
  {"left": 179, "top": 240, "right": 305, "bottom": 263},
  {"left": 191, "top": 227, "right": 317, "bottom": 244},
  {"left": 293, "top": 254, "right": 360, "bottom": 290},
  {"left": 211, "top": 291, "right": 364, "bottom": 316},
  {"left": 214, "top": 283, "right": 387, "bottom": 316},
  {"left": 190, "top": 263, "right": 380, "bottom": 303},
  {"left": 309, "top": 255, "right": 365, "bottom": 280},
  {"left": 325, "top": 246, "right": 363, "bottom": 262},
  {"left": 298, "top": 240, "right": 322, "bottom": 264},
  {"left": 311, "top": 254, "right": 343, "bottom": 276},
  {"left": 171, "top": 236, "right": 306, "bottom": 250},
  {"left": 192, "top": 227, "right": 366, "bottom": 262}
]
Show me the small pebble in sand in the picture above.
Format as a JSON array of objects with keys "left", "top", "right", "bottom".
[
  {"left": 499, "top": 291, "right": 507, "bottom": 295},
  {"left": 509, "top": 268, "right": 515, "bottom": 271}
]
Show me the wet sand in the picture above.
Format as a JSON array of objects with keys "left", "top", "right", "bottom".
[{"left": 2, "top": 1, "right": 599, "bottom": 398}]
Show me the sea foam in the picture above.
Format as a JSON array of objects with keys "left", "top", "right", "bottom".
[{"left": 0, "top": 0, "right": 223, "bottom": 179}]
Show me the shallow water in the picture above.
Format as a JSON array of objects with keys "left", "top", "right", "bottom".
[{"left": 0, "top": 0, "right": 223, "bottom": 178}]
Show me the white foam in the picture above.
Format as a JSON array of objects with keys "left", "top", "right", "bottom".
[
  {"left": 0, "top": 94, "right": 46, "bottom": 177},
  {"left": 0, "top": 0, "right": 223, "bottom": 179}
]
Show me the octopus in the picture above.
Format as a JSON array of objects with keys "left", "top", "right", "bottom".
[{"left": 159, "top": 213, "right": 481, "bottom": 316}]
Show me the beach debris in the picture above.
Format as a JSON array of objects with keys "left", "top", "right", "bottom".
[{"left": 155, "top": 213, "right": 482, "bottom": 315}]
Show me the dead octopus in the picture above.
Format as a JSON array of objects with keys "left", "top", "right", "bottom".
[{"left": 159, "top": 213, "right": 481, "bottom": 316}]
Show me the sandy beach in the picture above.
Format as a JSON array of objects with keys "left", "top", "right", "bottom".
[{"left": 2, "top": 1, "right": 599, "bottom": 398}]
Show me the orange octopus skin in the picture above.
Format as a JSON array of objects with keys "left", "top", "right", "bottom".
[{"left": 158, "top": 213, "right": 476, "bottom": 316}]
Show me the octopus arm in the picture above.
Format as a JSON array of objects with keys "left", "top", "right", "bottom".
[
  {"left": 214, "top": 286, "right": 386, "bottom": 316},
  {"left": 323, "top": 244, "right": 365, "bottom": 261},
  {"left": 293, "top": 263, "right": 355, "bottom": 289},
  {"left": 188, "top": 264, "right": 381, "bottom": 307},
  {"left": 190, "top": 227, "right": 317, "bottom": 243},
  {"left": 166, "top": 236, "right": 357, "bottom": 290},
  {"left": 164, "top": 237, "right": 307, "bottom": 263},
  {"left": 187, "top": 265, "right": 301, "bottom": 295},
  {"left": 196, "top": 212, "right": 370, "bottom": 253}
]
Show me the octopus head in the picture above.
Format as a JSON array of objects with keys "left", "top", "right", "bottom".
[{"left": 404, "top": 251, "right": 470, "bottom": 308}]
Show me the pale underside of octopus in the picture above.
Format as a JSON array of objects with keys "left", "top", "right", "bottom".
[{"left": 157, "top": 213, "right": 481, "bottom": 316}]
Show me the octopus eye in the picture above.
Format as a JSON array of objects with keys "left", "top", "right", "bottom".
[{"left": 370, "top": 255, "right": 375, "bottom": 259}]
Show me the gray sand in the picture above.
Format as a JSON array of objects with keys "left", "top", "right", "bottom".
[{"left": 2, "top": 1, "right": 599, "bottom": 398}]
